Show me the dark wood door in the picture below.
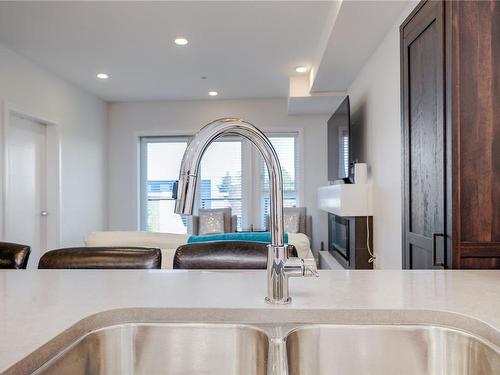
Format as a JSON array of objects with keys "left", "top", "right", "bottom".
[
  {"left": 451, "top": 0, "right": 500, "bottom": 268},
  {"left": 401, "top": 1, "right": 448, "bottom": 269}
]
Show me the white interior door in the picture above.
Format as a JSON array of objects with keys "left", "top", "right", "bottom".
[{"left": 5, "top": 114, "right": 47, "bottom": 268}]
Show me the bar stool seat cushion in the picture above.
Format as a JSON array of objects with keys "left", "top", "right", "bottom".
[
  {"left": 173, "top": 241, "right": 297, "bottom": 270},
  {"left": 38, "top": 247, "right": 161, "bottom": 269},
  {"left": 0, "top": 242, "right": 31, "bottom": 269}
]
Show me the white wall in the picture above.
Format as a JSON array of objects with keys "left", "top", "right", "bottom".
[
  {"left": 0, "top": 44, "right": 108, "bottom": 247},
  {"left": 108, "top": 98, "right": 329, "bottom": 253},
  {"left": 347, "top": 3, "right": 416, "bottom": 269}
]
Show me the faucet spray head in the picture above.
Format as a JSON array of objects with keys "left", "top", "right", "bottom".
[{"left": 174, "top": 173, "right": 198, "bottom": 215}]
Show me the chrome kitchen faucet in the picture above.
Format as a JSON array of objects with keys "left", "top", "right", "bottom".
[{"left": 174, "top": 118, "right": 318, "bottom": 304}]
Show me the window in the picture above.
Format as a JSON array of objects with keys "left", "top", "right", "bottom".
[
  {"left": 199, "top": 139, "right": 243, "bottom": 230},
  {"left": 140, "top": 132, "right": 300, "bottom": 233},
  {"left": 260, "top": 134, "right": 299, "bottom": 227},
  {"left": 140, "top": 137, "right": 189, "bottom": 233}
]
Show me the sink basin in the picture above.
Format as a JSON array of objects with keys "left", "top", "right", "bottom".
[
  {"left": 24, "top": 322, "right": 500, "bottom": 375},
  {"left": 34, "top": 323, "right": 269, "bottom": 375},
  {"left": 285, "top": 325, "right": 500, "bottom": 375}
]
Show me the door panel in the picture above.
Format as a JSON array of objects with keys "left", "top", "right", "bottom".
[
  {"left": 452, "top": 0, "right": 500, "bottom": 268},
  {"left": 5, "top": 114, "right": 47, "bottom": 268},
  {"left": 402, "top": 1, "right": 447, "bottom": 269},
  {"left": 408, "top": 19, "right": 443, "bottom": 240},
  {"left": 410, "top": 244, "right": 433, "bottom": 270}
]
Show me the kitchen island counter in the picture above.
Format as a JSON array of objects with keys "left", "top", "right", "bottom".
[{"left": 1, "top": 270, "right": 499, "bottom": 373}]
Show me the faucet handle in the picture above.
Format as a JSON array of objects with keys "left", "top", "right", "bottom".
[
  {"left": 172, "top": 180, "right": 179, "bottom": 199},
  {"left": 303, "top": 258, "right": 319, "bottom": 277}
]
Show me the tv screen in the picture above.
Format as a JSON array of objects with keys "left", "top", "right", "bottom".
[{"left": 327, "top": 96, "right": 351, "bottom": 182}]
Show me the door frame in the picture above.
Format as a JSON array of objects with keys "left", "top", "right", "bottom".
[{"left": 0, "top": 100, "right": 61, "bottom": 250}]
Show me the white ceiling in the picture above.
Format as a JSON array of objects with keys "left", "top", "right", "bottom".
[
  {"left": 0, "top": 1, "right": 413, "bottom": 104},
  {"left": 311, "top": 0, "right": 412, "bottom": 92},
  {"left": 0, "top": 1, "right": 331, "bottom": 102}
]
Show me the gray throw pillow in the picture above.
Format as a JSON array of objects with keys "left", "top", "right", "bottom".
[
  {"left": 284, "top": 211, "right": 300, "bottom": 233},
  {"left": 198, "top": 207, "right": 232, "bottom": 233},
  {"left": 199, "top": 211, "right": 225, "bottom": 235}
]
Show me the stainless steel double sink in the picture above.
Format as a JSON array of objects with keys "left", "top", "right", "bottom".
[{"left": 33, "top": 323, "right": 499, "bottom": 375}]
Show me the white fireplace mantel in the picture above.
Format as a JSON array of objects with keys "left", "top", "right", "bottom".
[{"left": 317, "top": 184, "right": 373, "bottom": 217}]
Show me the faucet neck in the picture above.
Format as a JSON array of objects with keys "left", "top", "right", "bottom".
[{"left": 175, "top": 118, "right": 285, "bottom": 247}]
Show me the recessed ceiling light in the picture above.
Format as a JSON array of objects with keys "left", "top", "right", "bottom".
[
  {"left": 96, "top": 73, "right": 109, "bottom": 79},
  {"left": 208, "top": 91, "right": 218, "bottom": 96},
  {"left": 174, "top": 38, "right": 188, "bottom": 46},
  {"left": 295, "top": 66, "right": 308, "bottom": 73}
]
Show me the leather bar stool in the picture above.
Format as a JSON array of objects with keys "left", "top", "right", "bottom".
[
  {"left": 173, "top": 241, "right": 298, "bottom": 269},
  {"left": 38, "top": 247, "right": 162, "bottom": 269},
  {"left": 0, "top": 241, "right": 31, "bottom": 269}
]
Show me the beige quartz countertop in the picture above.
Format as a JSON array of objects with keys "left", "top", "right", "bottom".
[{"left": 0, "top": 270, "right": 499, "bottom": 373}]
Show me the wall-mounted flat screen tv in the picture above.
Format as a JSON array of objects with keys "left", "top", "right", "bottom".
[{"left": 327, "top": 96, "right": 351, "bottom": 182}]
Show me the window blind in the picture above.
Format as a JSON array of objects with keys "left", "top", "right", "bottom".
[
  {"left": 260, "top": 134, "right": 299, "bottom": 227},
  {"left": 199, "top": 139, "right": 243, "bottom": 230}
]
